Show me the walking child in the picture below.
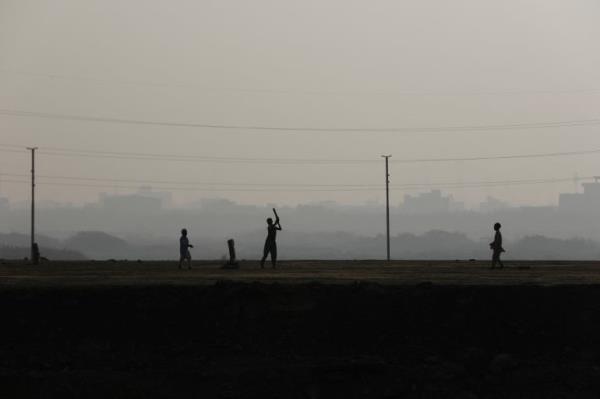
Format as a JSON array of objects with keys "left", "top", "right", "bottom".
[
  {"left": 489, "top": 222, "right": 505, "bottom": 269},
  {"left": 179, "top": 228, "right": 194, "bottom": 269}
]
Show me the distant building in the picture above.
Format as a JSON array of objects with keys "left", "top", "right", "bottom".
[
  {"left": 136, "top": 186, "right": 173, "bottom": 207},
  {"left": 96, "top": 187, "right": 172, "bottom": 212},
  {"left": 0, "top": 197, "right": 8, "bottom": 212},
  {"left": 38, "top": 200, "right": 69, "bottom": 209},
  {"left": 197, "top": 198, "right": 237, "bottom": 210},
  {"left": 479, "top": 196, "right": 511, "bottom": 213},
  {"left": 559, "top": 178, "right": 600, "bottom": 213},
  {"left": 401, "top": 190, "right": 464, "bottom": 214},
  {"left": 100, "top": 192, "right": 162, "bottom": 213}
]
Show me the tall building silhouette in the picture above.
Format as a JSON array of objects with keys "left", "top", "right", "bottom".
[{"left": 559, "top": 178, "right": 600, "bottom": 213}]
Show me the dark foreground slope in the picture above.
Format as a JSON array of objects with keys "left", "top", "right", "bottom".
[{"left": 2, "top": 280, "right": 600, "bottom": 398}]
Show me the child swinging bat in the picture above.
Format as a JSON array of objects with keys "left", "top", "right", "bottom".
[{"left": 260, "top": 208, "right": 282, "bottom": 268}]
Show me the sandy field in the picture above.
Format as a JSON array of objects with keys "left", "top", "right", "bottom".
[{"left": 1, "top": 259, "right": 600, "bottom": 287}]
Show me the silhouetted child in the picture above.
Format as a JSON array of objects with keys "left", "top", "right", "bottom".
[
  {"left": 179, "top": 229, "right": 194, "bottom": 269},
  {"left": 260, "top": 215, "right": 282, "bottom": 269},
  {"left": 489, "top": 222, "right": 505, "bottom": 269}
]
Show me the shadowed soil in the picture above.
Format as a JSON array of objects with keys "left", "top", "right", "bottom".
[
  {"left": 1, "top": 262, "right": 600, "bottom": 398},
  {"left": 2, "top": 260, "right": 600, "bottom": 286}
]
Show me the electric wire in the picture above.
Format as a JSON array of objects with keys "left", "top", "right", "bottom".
[
  {"left": 3, "top": 68, "right": 599, "bottom": 98},
  {"left": 1, "top": 144, "right": 599, "bottom": 165},
  {"left": 2, "top": 108, "right": 600, "bottom": 133}
]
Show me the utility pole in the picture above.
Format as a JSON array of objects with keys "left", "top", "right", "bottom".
[
  {"left": 381, "top": 155, "right": 392, "bottom": 261},
  {"left": 27, "top": 147, "right": 38, "bottom": 263}
]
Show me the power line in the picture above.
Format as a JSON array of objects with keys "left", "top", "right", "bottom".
[
  {"left": 0, "top": 180, "right": 380, "bottom": 192},
  {"left": 2, "top": 108, "right": 600, "bottom": 133},
  {"left": 12, "top": 149, "right": 378, "bottom": 165},
  {"left": 4, "top": 68, "right": 599, "bottom": 98},
  {"left": 0, "top": 172, "right": 382, "bottom": 188},
  {"left": 0, "top": 145, "right": 379, "bottom": 165},
  {"left": 0, "top": 148, "right": 33, "bottom": 155},
  {"left": 392, "top": 149, "right": 600, "bottom": 163},
  {"left": 1, "top": 144, "right": 599, "bottom": 165}
]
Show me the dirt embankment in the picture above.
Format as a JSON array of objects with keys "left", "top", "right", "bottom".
[{"left": 2, "top": 282, "right": 600, "bottom": 398}]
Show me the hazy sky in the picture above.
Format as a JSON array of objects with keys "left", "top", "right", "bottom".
[{"left": 1, "top": 0, "right": 599, "bottom": 207}]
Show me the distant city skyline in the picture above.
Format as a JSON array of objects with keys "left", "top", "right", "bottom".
[
  {"left": 0, "top": 179, "right": 594, "bottom": 211},
  {"left": 2, "top": 180, "right": 600, "bottom": 249}
]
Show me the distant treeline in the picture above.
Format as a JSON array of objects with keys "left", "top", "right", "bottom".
[
  {"left": 1, "top": 231, "right": 599, "bottom": 261},
  {"left": 4, "top": 200, "right": 600, "bottom": 244},
  {"left": 0, "top": 246, "right": 86, "bottom": 261}
]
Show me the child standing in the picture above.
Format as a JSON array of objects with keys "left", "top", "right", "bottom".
[
  {"left": 489, "top": 222, "right": 505, "bottom": 269},
  {"left": 179, "top": 228, "right": 194, "bottom": 269}
]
